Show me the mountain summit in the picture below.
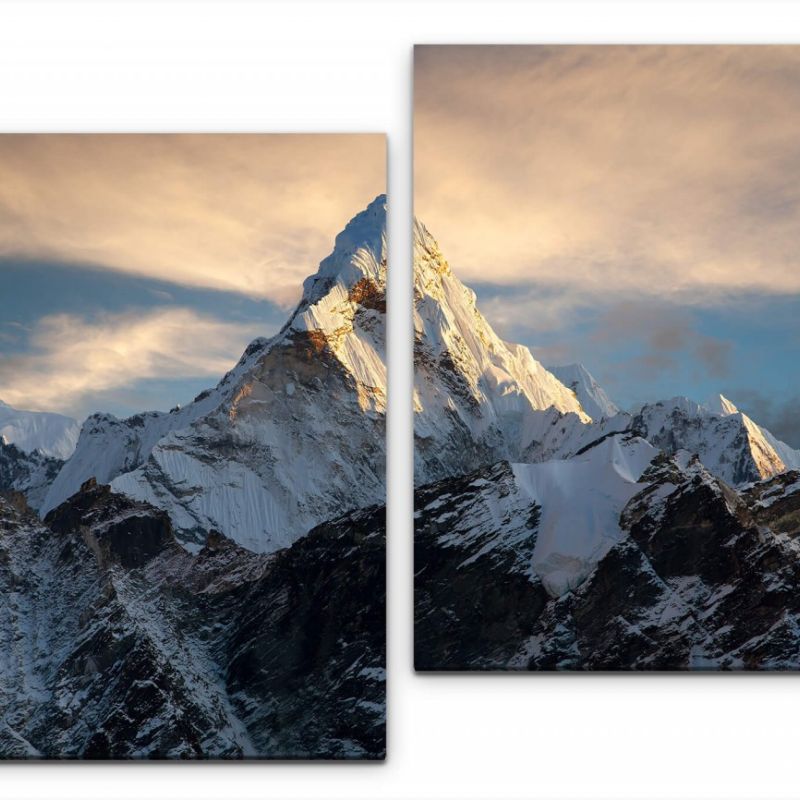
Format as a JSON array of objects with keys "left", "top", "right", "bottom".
[
  {"left": 631, "top": 395, "right": 800, "bottom": 485},
  {"left": 42, "top": 196, "right": 388, "bottom": 553},
  {"left": 413, "top": 219, "right": 590, "bottom": 484}
]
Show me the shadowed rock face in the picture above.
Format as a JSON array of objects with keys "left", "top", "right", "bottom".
[
  {"left": 414, "top": 454, "right": 800, "bottom": 671},
  {"left": 45, "top": 479, "right": 176, "bottom": 570},
  {"left": 0, "top": 486, "right": 385, "bottom": 759},
  {"left": 414, "top": 463, "right": 548, "bottom": 671},
  {"left": 0, "top": 439, "right": 63, "bottom": 512}
]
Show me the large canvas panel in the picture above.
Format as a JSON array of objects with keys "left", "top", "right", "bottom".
[
  {"left": 414, "top": 45, "right": 800, "bottom": 671},
  {"left": 0, "top": 133, "right": 386, "bottom": 757}
]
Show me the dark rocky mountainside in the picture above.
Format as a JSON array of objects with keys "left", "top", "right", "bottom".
[
  {"left": 0, "top": 484, "right": 385, "bottom": 758},
  {"left": 415, "top": 450, "right": 800, "bottom": 670}
]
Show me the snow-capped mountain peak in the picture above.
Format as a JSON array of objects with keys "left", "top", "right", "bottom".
[
  {"left": 289, "top": 194, "right": 386, "bottom": 343},
  {"left": 631, "top": 394, "right": 800, "bottom": 485},
  {"left": 43, "top": 196, "right": 389, "bottom": 553},
  {"left": 547, "top": 363, "right": 620, "bottom": 422},
  {"left": 0, "top": 400, "right": 80, "bottom": 460},
  {"left": 705, "top": 393, "right": 739, "bottom": 416},
  {"left": 296, "top": 193, "right": 386, "bottom": 308},
  {"left": 413, "top": 218, "right": 592, "bottom": 485}
]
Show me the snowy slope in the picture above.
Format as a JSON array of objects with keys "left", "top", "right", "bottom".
[
  {"left": 414, "top": 432, "right": 656, "bottom": 598},
  {"left": 413, "top": 219, "right": 590, "bottom": 484},
  {"left": 0, "top": 400, "right": 79, "bottom": 460},
  {"left": 107, "top": 195, "right": 387, "bottom": 553},
  {"left": 40, "top": 340, "right": 271, "bottom": 516},
  {"left": 547, "top": 364, "right": 620, "bottom": 421},
  {"left": 513, "top": 434, "right": 656, "bottom": 596}
]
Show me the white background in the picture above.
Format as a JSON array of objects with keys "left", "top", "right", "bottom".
[{"left": 2, "top": 1, "right": 800, "bottom": 798}]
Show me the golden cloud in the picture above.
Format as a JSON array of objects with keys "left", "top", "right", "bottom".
[
  {"left": 0, "top": 134, "right": 385, "bottom": 307},
  {"left": 0, "top": 307, "right": 265, "bottom": 415},
  {"left": 415, "top": 46, "right": 800, "bottom": 301}
]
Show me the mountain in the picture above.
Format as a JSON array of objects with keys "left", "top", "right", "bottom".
[
  {"left": 0, "top": 400, "right": 79, "bottom": 460},
  {"left": 1, "top": 197, "right": 387, "bottom": 758},
  {"left": 631, "top": 395, "right": 800, "bottom": 486},
  {"left": 547, "top": 363, "right": 620, "bottom": 421},
  {"left": 39, "top": 341, "right": 271, "bottom": 517},
  {"left": 705, "top": 392, "right": 741, "bottom": 417},
  {"left": 413, "top": 220, "right": 590, "bottom": 485},
  {"left": 410, "top": 219, "right": 800, "bottom": 491},
  {"left": 412, "top": 216, "right": 800, "bottom": 671},
  {"left": 415, "top": 443, "right": 800, "bottom": 670},
  {"left": 410, "top": 221, "right": 800, "bottom": 492},
  {"left": 43, "top": 196, "right": 388, "bottom": 555},
  {"left": 0, "top": 483, "right": 385, "bottom": 758},
  {"left": 708, "top": 393, "right": 800, "bottom": 476}
]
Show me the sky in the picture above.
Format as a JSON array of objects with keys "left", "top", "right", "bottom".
[
  {"left": 0, "top": 134, "right": 385, "bottom": 421},
  {"left": 415, "top": 45, "right": 800, "bottom": 446}
]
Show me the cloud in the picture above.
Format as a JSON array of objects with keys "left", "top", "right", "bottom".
[
  {"left": 415, "top": 46, "right": 800, "bottom": 303},
  {"left": 0, "top": 307, "right": 267, "bottom": 417},
  {"left": 475, "top": 282, "right": 733, "bottom": 380},
  {"left": 590, "top": 302, "right": 732, "bottom": 381},
  {"left": 695, "top": 338, "right": 733, "bottom": 379},
  {"left": 473, "top": 283, "right": 595, "bottom": 338},
  {"left": 0, "top": 134, "right": 384, "bottom": 308}
]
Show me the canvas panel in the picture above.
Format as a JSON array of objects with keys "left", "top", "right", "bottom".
[
  {"left": 0, "top": 133, "right": 387, "bottom": 757},
  {"left": 413, "top": 45, "right": 800, "bottom": 671}
]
